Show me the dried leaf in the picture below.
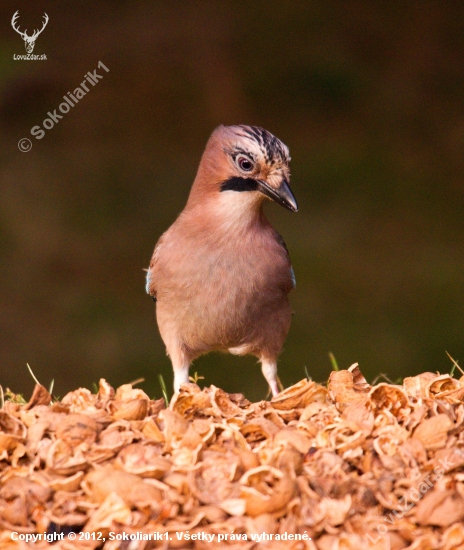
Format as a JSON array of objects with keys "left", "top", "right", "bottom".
[
  {"left": 55, "top": 414, "right": 98, "bottom": 448},
  {"left": 84, "top": 467, "right": 162, "bottom": 510},
  {"left": 412, "top": 414, "right": 453, "bottom": 451},
  {"left": 24, "top": 384, "right": 51, "bottom": 410},
  {"left": 271, "top": 379, "right": 328, "bottom": 410},
  {"left": 328, "top": 370, "right": 369, "bottom": 409},
  {"left": 239, "top": 466, "right": 296, "bottom": 516},
  {"left": 111, "top": 398, "right": 148, "bottom": 421},
  {"left": 415, "top": 489, "right": 464, "bottom": 526}
]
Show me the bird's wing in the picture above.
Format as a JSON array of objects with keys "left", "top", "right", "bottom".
[
  {"left": 272, "top": 229, "right": 296, "bottom": 289},
  {"left": 146, "top": 237, "right": 164, "bottom": 300}
]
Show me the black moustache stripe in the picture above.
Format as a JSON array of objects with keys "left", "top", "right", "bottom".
[{"left": 220, "top": 176, "right": 258, "bottom": 193}]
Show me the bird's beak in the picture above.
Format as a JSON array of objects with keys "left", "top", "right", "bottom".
[{"left": 257, "top": 179, "right": 298, "bottom": 212}]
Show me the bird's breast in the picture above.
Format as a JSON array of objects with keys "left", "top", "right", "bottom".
[{"left": 154, "top": 224, "right": 292, "bottom": 351}]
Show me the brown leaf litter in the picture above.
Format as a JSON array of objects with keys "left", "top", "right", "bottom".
[{"left": 1, "top": 365, "right": 464, "bottom": 549}]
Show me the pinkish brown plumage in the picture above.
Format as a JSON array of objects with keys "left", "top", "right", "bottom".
[{"left": 146, "top": 125, "right": 298, "bottom": 395}]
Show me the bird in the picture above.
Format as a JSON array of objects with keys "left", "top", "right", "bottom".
[{"left": 146, "top": 125, "right": 298, "bottom": 396}]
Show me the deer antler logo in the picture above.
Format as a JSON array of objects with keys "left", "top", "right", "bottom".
[{"left": 11, "top": 10, "right": 49, "bottom": 54}]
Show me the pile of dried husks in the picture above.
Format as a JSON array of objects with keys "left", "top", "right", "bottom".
[{"left": 1, "top": 365, "right": 464, "bottom": 549}]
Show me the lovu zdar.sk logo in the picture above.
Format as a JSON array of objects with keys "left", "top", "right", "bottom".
[{"left": 12, "top": 10, "right": 48, "bottom": 60}]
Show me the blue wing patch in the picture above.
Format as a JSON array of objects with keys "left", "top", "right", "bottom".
[
  {"left": 145, "top": 269, "right": 151, "bottom": 295},
  {"left": 290, "top": 266, "right": 296, "bottom": 289}
]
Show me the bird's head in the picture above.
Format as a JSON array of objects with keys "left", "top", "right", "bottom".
[{"left": 188, "top": 125, "right": 298, "bottom": 214}]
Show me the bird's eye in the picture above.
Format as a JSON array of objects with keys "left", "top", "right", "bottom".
[{"left": 237, "top": 156, "right": 254, "bottom": 172}]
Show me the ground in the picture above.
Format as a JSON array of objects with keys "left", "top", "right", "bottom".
[{"left": 1, "top": 365, "right": 464, "bottom": 549}]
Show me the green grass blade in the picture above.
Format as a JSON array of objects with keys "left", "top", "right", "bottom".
[
  {"left": 328, "top": 352, "right": 339, "bottom": 371},
  {"left": 158, "top": 374, "right": 169, "bottom": 406},
  {"left": 27, "top": 363, "right": 41, "bottom": 385}
]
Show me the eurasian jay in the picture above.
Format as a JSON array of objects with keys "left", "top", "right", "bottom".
[{"left": 146, "top": 125, "right": 298, "bottom": 396}]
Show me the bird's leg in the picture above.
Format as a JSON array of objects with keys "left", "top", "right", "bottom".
[
  {"left": 169, "top": 345, "right": 191, "bottom": 393},
  {"left": 260, "top": 357, "right": 280, "bottom": 397}
]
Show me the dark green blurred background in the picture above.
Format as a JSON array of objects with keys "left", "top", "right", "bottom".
[{"left": 1, "top": 1, "right": 464, "bottom": 401}]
